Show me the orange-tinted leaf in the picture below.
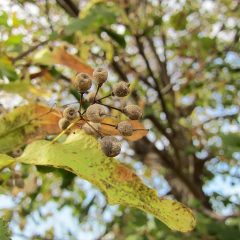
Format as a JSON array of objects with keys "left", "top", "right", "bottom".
[
  {"left": 53, "top": 48, "right": 93, "bottom": 75},
  {"left": 124, "top": 120, "right": 148, "bottom": 141},
  {"left": 99, "top": 117, "right": 148, "bottom": 140}
]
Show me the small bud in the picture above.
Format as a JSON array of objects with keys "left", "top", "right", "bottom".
[
  {"left": 74, "top": 73, "right": 92, "bottom": 92},
  {"left": 58, "top": 118, "right": 71, "bottom": 130},
  {"left": 86, "top": 104, "right": 107, "bottom": 123},
  {"left": 113, "top": 81, "right": 130, "bottom": 97},
  {"left": 63, "top": 106, "right": 78, "bottom": 120},
  {"left": 86, "top": 92, "right": 96, "bottom": 103},
  {"left": 93, "top": 67, "right": 108, "bottom": 85},
  {"left": 123, "top": 105, "right": 142, "bottom": 120},
  {"left": 117, "top": 121, "right": 133, "bottom": 136},
  {"left": 15, "top": 178, "right": 24, "bottom": 188},
  {"left": 82, "top": 122, "right": 100, "bottom": 136},
  {"left": 100, "top": 136, "right": 121, "bottom": 157}
]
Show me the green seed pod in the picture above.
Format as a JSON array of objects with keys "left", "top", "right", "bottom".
[
  {"left": 74, "top": 73, "right": 92, "bottom": 92},
  {"left": 63, "top": 106, "right": 78, "bottom": 120},
  {"left": 86, "top": 104, "right": 107, "bottom": 123},
  {"left": 100, "top": 136, "right": 121, "bottom": 157},
  {"left": 15, "top": 178, "right": 24, "bottom": 188},
  {"left": 82, "top": 122, "right": 100, "bottom": 136},
  {"left": 123, "top": 105, "right": 142, "bottom": 120},
  {"left": 117, "top": 121, "right": 133, "bottom": 136},
  {"left": 93, "top": 67, "right": 108, "bottom": 85},
  {"left": 58, "top": 118, "right": 70, "bottom": 130},
  {"left": 113, "top": 81, "right": 130, "bottom": 97}
]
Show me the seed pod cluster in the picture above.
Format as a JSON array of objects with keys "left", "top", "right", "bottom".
[{"left": 56, "top": 66, "right": 145, "bottom": 157}]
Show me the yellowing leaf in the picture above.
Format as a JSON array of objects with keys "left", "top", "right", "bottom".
[
  {"left": 17, "top": 130, "right": 196, "bottom": 232},
  {"left": 0, "top": 104, "right": 60, "bottom": 153},
  {"left": 33, "top": 47, "right": 93, "bottom": 75},
  {"left": 0, "top": 154, "right": 15, "bottom": 170}
]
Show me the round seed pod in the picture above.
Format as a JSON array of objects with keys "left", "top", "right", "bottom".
[
  {"left": 58, "top": 118, "right": 70, "bottom": 130},
  {"left": 13, "top": 171, "right": 22, "bottom": 179},
  {"left": 6, "top": 178, "right": 14, "bottom": 187},
  {"left": 86, "top": 104, "right": 107, "bottom": 123},
  {"left": 123, "top": 105, "right": 142, "bottom": 120},
  {"left": 113, "top": 81, "right": 130, "bottom": 97},
  {"left": 86, "top": 92, "right": 96, "bottom": 103},
  {"left": 93, "top": 67, "right": 108, "bottom": 85},
  {"left": 74, "top": 73, "right": 92, "bottom": 92},
  {"left": 117, "top": 121, "right": 133, "bottom": 136},
  {"left": 63, "top": 106, "right": 78, "bottom": 120},
  {"left": 100, "top": 136, "right": 121, "bottom": 157},
  {"left": 15, "top": 178, "right": 24, "bottom": 188},
  {"left": 82, "top": 122, "right": 100, "bottom": 136}
]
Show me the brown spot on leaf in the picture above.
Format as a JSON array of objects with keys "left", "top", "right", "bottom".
[{"left": 114, "top": 165, "right": 138, "bottom": 182}]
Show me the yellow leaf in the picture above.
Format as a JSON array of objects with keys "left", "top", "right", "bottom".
[{"left": 17, "top": 130, "right": 196, "bottom": 232}]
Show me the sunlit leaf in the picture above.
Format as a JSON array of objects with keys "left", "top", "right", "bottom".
[
  {"left": 0, "top": 154, "right": 15, "bottom": 170},
  {"left": 17, "top": 130, "right": 196, "bottom": 232},
  {"left": 0, "top": 218, "right": 11, "bottom": 240}
]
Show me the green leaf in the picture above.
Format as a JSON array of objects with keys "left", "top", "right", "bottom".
[
  {"left": 0, "top": 57, "right": 18, "bottom": 81},
  {"left": 65, "top": 3, "right": 118, "bottom": 35},
  {"left": 0, "top": 219, "right": 11, "bottom": 240},
  {"left": 17, "top": 130, "right": 196, "bottom": 232},
  {"left": 101, "top": 27, "right": 126, "bottom": 48},
  {"left": 170, "top": 11, "right": 187, "bottom": 30},
  {"left": 0, "top": 154, "right": 15, "bottom": 170}
]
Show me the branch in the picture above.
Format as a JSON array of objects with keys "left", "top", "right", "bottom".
[
  {"left": 146, "top": 36, "right": 169, "bottom": 86},
  {"left": 135, "top": 35, "right": 173, "bottom": 128},
  {"left": 56, "top": 0, "right": 79, "bottom": 17},
  {"left": 201, "top": 208, "right": 240, "bottom": 221},
  {"left": 45, "top": 0, "right": 54, "bottom": 32},
  {"left": 12, "top": 39, "right": 49, "bottom": 63}
]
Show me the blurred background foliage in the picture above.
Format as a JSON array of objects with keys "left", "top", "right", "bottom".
[{"left": 0, "top": 0, "right": 240, "bottom": 239}]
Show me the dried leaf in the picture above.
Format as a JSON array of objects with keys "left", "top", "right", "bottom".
[{"left": 53, "top": 48, "right": 93, "bottom": 75}]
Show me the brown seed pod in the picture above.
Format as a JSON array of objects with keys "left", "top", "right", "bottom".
[
  {"left": 13, "top": 171, "right": 22, "bottom": 179},
  {"left": 86, "top": 104, "right": 107, "bottom": 123},
  {"left": 74, "top": 73, "right": 92, "bottom": 92},
  {"left": 100, "top": 136, "right": 121, "bottom": 157},
  {"left": 86, "top": 92, "right": 96, "bottom": 103},
  {"left": 93, "top": 67, "right": 108, "bottom": 85},
  {"left": 113, "top": 81, "right": 130, "bottom": 97},
  {"left": 58, "top": 118, "right": 71, "bottom": 130},
  {"left": 82, "top": 122, "right": 100, "bottom": 136},
  {"left": 63, "top": 106, "right": 78, "bottom": 120},
  {"left": 15, "top": 178, "right": 24, "bottom": 188},
  {"left": 123, "top": 105, "right": 142, "bottom": 120},
  {"left": 6, "top": 178, "right": 14, "bottom": 187},
  {"left": 117, "top": 121, "right": 133, "bottom": 136}
]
